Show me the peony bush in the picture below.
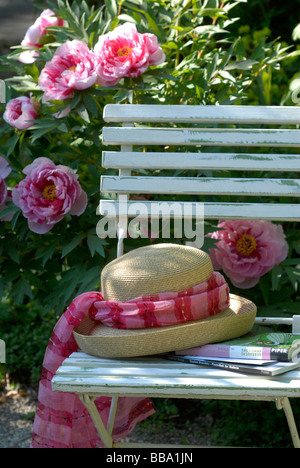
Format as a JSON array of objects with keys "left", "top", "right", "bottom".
[{"left": 0, "top": 0, "right": 299, "bottom": 324}]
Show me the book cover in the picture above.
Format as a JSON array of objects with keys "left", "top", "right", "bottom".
[
  {"left": 176, "top": 330, "right": 300, "bottom": 362},
  {"left": 162, "top": 354, "right": 300, "bottom": 376}
]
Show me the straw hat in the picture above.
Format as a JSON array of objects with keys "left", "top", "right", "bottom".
[{"left": 73, "top": 243, "right": 257, "bottom": 358}]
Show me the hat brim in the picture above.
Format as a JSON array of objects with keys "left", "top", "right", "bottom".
[{"left": 73, "top": 294, "right": 257, "bottom": 358}]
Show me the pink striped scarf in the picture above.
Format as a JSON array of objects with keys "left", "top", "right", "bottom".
[
  {"left": 31, "top": 272, "right": 229, "bottom": 448},
  {"left": 90, "top": 272, "right": 229, "bottom": 328}
]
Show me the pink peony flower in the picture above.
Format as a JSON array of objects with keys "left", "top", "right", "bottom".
[
  {"left": 12, "top": 157, "right": 88, "bottom": 233},
  {"left": 3, "top": 96, "right": 40, "bottom": 130},
  {"left": 94, "top": 22, "right": 165, "bottom": 86},
  {"left": 19, "top": 9, "right": 64, "bottom": 64},
  {"left": 209, "top": 220, "right": 289, "bottom": 289},
  {"left": 0, "top": 156, "right": 13, "bottom": 222},
  {"left": 39, "top": 40, "right": 99, "bottom": 108}
]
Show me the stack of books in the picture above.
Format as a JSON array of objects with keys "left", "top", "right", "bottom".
[{"left": 162, "top": 329, "right": 300, "bottom": 376}]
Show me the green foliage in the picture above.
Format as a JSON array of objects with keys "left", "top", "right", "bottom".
[
  {"left": 201, "top": 398, "right": 300, "bottom": 448},
  {"left": 0, "top": 0, "right": 299, "bottom": 389},
  {"left": 0, "top": 300, "right": 58, "bottom": 382}
]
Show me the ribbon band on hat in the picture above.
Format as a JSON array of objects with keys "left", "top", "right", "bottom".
[{"left": 89, "top": 272, "right": 230, "bottom": 329}]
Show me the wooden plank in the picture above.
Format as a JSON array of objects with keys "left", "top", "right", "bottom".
[
  {"left": 55, "top": 364, "right": 246, "bottom": 379},
  {"left": 52, "top": 373, "right": 300, "bottom": 397},
  {"left": 56, "top": 353, "right": 300, "bottom": 382},
  {"left": 99, "top": 200, "right": 300, "bottom": 222},
  {"left": 103, "top": 104, "right": 300, "bottom": 125},
  {"left": 102, "top": 151, "right": 300, "bottom": 172},
  {"left": 55, "top": 364, "right": 300, "bottom": 381},
  {"left": 101, "top": 176, "right": 300, "bottom": 197},
  {"left": 102, "top": 127, "right": 300, "bottom": 147}
]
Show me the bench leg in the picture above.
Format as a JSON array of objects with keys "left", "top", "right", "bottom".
[
  {"left": 107, "top": 396, "right": 119, "bottom": 437},
  {"left": 276, "top": 397, "right": 300, "bottom": 448},
  {"left": 79, "top": 394, "right": 118, "bottom": 448}
]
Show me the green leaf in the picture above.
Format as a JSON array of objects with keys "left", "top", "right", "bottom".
[
  {"left": 30, "top": 120, "right": 62, "bottom": 142},
  {"left": 77, "top": 266, "right": 101, "bottom": 293},
  {"left": 12, "top": 277, "right": 33, "bottom": 304},
  {"left": 206, "top": 52, "right": 219, "bottom": 81},
  {"left": 218, "top": 70, "right": 236, "bottom": 83},
  {"left": 143, "top": 11, "right": 164, "bottom": 41},
  {"left": 5, "top": 242, "right": 19, "bottom": 264},
  {"left": 59, "top": 1, "right": 88, "bottom": 41},
  {"left": 24, "top": 270, "right": 46, "bottom": 291},
  {"left": 11, "top": 210, "right": 21, "bottom": 230},
  {"left": 83, "top": 93, "right": 98, "bottom": 117},
  {"left": 258, "top": 275, "right": 270, "bottom": 306},
  {"left": 5, "top": 133, "right": 19, "bottom": 156},
  {"left": 61, "top": 233, "right": 86, "bottom": 258},
  {"left": 71, "top": 93, "right": 82, "bottom": 109},
  {"left": 225, "top": 60, "right": 258, "bottom": 71},
  {"left": 35, "top": 242, "right": 58, "bottom": 267},
  {"left": 87, "top": 235, "right": 106, "bottom": 257},
  {"left": 105, "top": 0, "right": 118, "bottom": 17},
  {"left": 77, "top": 104, "right": 90, "bottom": 123},
  {"left": 194, "top": 25, "right": 228, "bottom": 35},
  {"left": 292, "top": 23, "right": 300, "bottom": 41},
  {"left": 0, "top": 205, "right": 18, "bottom": 220},
  {"left": 286, "top": 267, "right": 300, "bottom": 291},
  {"left": 271, "top": 266, "right": 282, "bottom": 291},
  {"left": 118, "top": 14, "right": 137, "bottom": 24},
  {"left": 281, "top": 259, "right": 300, "bottom": 266}
]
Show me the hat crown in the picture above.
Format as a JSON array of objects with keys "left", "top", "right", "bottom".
[{"left": 101, "top": 243, "right": 213, "bottom": 302}]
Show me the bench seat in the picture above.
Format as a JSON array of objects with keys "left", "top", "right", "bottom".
[{"left": 52, "top": 351, "right": 300, "bottom": 448}]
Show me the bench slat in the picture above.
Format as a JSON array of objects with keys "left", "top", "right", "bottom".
[
  {"left": 103, "top": 127, "right": 300, "bottom": 147},
  {"left": 103, "top": 104, "right": 300, "bottom": 125},
  {"left": 55, "top": 365, "right": 300, "bottom": 384},
  {"left": 102, "top": 151, "right": 300, "bottom": 172},
  {"left": 56, "top": 361, "right": 300, "bottom": 381},
  {"left": 99, "top": 200, "right": 300, "bottom": 222},
  {"left": 52, "top": 374, "right": 300, "bottom": 398},
  {"left": 101, "top": 176, "right": 300, "bottom": 197}
]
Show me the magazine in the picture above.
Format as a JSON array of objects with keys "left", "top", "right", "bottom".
[
  {"left": 175, "top": 330, "right": 300, "bottom": 362},
  {"left": 162, "top": 354, "right": 300, "bottom": 376}
]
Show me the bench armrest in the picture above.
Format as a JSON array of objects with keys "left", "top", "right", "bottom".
[{"left": 255, "top": 316, "right": 300, "bottom": 335}]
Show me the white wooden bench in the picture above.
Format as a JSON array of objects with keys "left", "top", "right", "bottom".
[{"left": 52, "top": 104, "right": 300, "bottom": 448}]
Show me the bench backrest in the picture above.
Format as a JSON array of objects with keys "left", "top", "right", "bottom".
[{"left": 100, "top": 104, "right": 300, "bottom": 257}]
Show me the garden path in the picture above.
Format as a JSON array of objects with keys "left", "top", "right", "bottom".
[{"left": 0, "top": 0, "right": 36, "bottom": 51}]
